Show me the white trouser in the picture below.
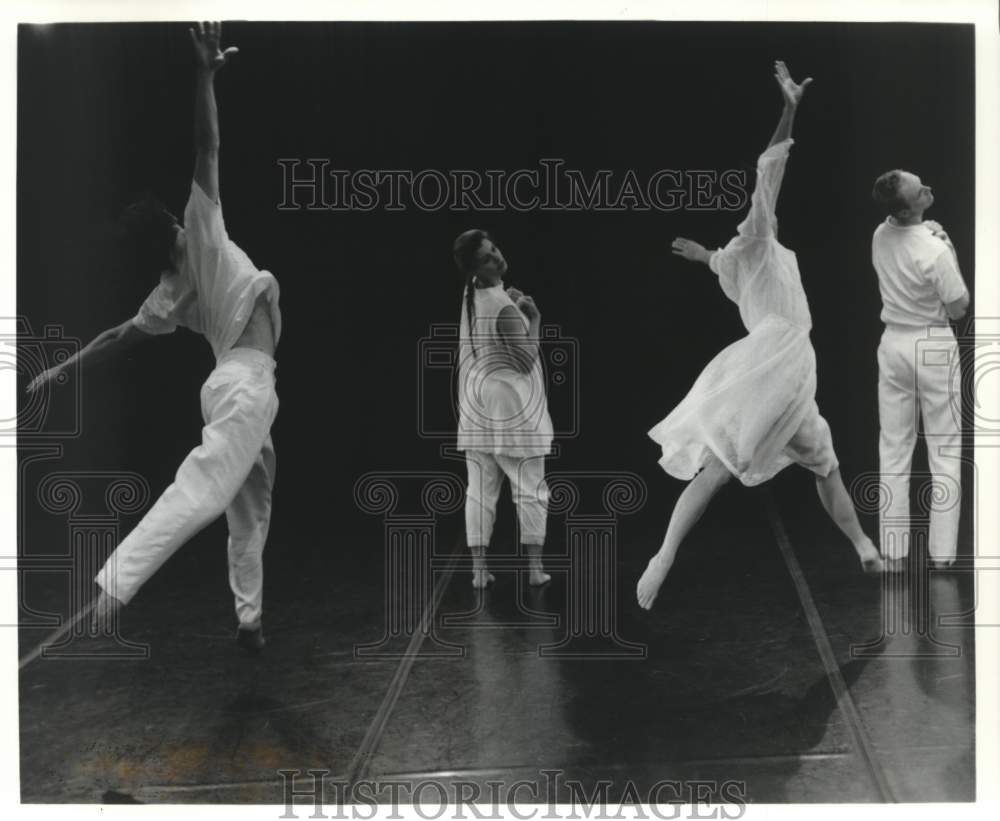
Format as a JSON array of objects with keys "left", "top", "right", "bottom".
[
  {"left": 877, "top": 325, "right": 962, "bottom": 560},
  {"left": 95, "top": 348, "right": 279, "bottom": 626},
  {"left": 465, "top": 451, "right": 549, "bottom": 547}
]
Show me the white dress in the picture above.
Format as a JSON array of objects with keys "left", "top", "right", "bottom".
[
  {"left": 456, "top": 283, "right": 554, "bottom": 456},
  {"left": 648, "top": 138, "right": 835, "bottom": 486}
]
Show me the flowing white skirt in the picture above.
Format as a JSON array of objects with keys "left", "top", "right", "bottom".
[{"left": 649, "top": 314, "right": 817, "bottom": 487}]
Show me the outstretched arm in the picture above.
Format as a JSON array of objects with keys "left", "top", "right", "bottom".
[
  {"left": 189, "top": 21, "right": 239, "bottom": 203},
  {"left": 767, "top": 61, "right": 811, "bottom": 148},
  {"left": 26, "top": 320, "right": 151, "bottom": 393}
]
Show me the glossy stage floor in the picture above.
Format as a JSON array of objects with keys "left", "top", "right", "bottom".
[{"left": 18, "top": 466, "right": 975, "bottom": 805}]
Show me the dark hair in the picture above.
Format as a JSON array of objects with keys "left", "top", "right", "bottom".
[
  {"left": 453, "top": 229, "right": 491, "bottom": 358},
  {"left": 119, "top": 196, "right": 178, "bottom": 279},
  {"left": 871, "top": 170, "right": 908, "bottom": 217}
]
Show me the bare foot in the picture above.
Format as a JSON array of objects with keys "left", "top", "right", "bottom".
[
  {"left": 470, "top": 546, "right": 494, "bottom": 589},
  {"left": 528, "top": 563, "right": 551, "bottom": 587},
  {"left": 90, "top": 589, "right": 123, "bottom": 633},
  {"left": 636, "top": 553, "right": 673, "bottom": 610},
  {"left": 472, "top": 567, "right": 495, "bottom": 589},
  {"left": 855, "top": 537, "right": 884, "bottom": 574}
]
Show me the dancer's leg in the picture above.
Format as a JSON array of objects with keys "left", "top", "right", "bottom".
[
  {"left": 815, "top": 468, "right": 883, "bottom": 573},
  {"left": 785, "top": 406, "right": 883, "bottom": 573},
  {"left": 917, "top": 333, "right": 962, "bottom": 565},
  {"left": 497, "top": 454, "right": 550, "bottom": 586},
  {"left": 226, "top": 435, "right": 276, "bottom": 631},
  {"left": 465, "top": 451, "right": 503, "bottom": 588},
  {"left": 94, "top": 365, "right": 275, "bottom": 610},
  {"left": 637, "top": 455, "right": 731, "bottom": 610},
  {"left": 878, "top": 330, "right": 918, "bottom": 563}
]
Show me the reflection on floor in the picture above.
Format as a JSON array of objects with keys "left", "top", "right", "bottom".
[{"left": 18, "top": 475, "right": 975, "bottom": 804}]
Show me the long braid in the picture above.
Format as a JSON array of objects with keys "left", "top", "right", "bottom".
[
  {"left": 454, "top": 228, "right": 491, "bottom": 359},
  {"left": 464, "top": 273, "right": 477, "bottom": 358}
]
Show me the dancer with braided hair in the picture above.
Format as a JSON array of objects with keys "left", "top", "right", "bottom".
[
  {"left": 637, "top": 62, "right": 882, "bottom": 610},
  {"left": 453, "top": 230, "right": 554, "bottom": 588}
]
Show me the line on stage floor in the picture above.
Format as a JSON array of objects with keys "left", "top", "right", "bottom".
[
  {"left": 762, "top": 490, "right": 897, "bottom": 803},
  {"left": 373, "top": 751, "right": 855, "bottom": 783},
  {"left": 132, "top": 773, "right": 343, "bottom": 799},
  {"left": 18, "top": 599, "right": 97, "bottom": 670},
  {"left": 343, "top": 532, "right": 465, "bottom": 787}
]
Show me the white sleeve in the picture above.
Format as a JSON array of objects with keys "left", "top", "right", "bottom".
[
  {"left": 930, "top": 248, "right": 968, "bottom": 305},
  {"left": 132, "top": 282, "right": 178, "bottom": 335},
  {"left": 183, "top": 179, "right": 227, "bottom": 249},
  {"left": 709, "top": 246, "right": 742, "bottom": 304},
  {"left": 739, "top": 138, "right": 793, "bottom": 239}
]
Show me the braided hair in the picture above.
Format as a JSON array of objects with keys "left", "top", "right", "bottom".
[{"left": 453, "top": 229, "right": 492, "bottom": 358}]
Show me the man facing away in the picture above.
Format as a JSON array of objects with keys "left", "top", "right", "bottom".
[
  {"left": 28, "top": 22, "right": 280, "bottom": 652},
  {"left": 870, "top": 169, "right": 969, "bottom": 571}
]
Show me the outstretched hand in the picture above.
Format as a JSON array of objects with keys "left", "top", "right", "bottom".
[
  {"left": 26, "top": 366, "right": 62, "bottom": 395},
  {"left": 671, "top": 237, "right": 710, "bottom": 264},
  {"left": 774, "top": 60, "right": 812, "bottom": 107},
  {"left": 189, "top": 21, "right": 239, "bottom": 73}
]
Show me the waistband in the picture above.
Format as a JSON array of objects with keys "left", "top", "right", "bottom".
[
  {"left": 882, "top": 322, "right": 955, "bottom": 337},
  {"left": 216, "top": 346, "right": 277, "bottom": 370},
  {"left": 755, "top": 313, "right": 811, "bottom": 333}
]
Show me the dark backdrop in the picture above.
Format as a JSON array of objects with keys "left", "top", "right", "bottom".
[{"left": 17, "top": 21, "right": 975, "bottom": 557}]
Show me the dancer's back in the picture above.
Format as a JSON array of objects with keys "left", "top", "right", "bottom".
[
  {"left": 457, "top": 284, "right": 553, "bottom": 456},
  {"left": 137, "top": 181, "right": 282, "bottom": 360}
]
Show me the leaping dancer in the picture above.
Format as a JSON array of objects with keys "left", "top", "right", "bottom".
[
  {"left": 637, "top": 62, "right": 882, "bottom": 611},
  {"left": 28, "top": 23, "right": 281, "bottom": 652}
]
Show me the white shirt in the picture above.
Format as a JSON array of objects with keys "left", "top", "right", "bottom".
[
  {"left": 871, "top": 219, "right": 967, "bottom": 327},
  {"left": 456, "top": 283, "right": 553, "bottom": 456},
  {"left": 133, "top": 181, "right": 282, "bottom": 359}
]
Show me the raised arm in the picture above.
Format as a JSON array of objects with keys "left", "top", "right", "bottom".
[
  {"left": 26, "top": 320, "right": 151, "bottom": 394},
  {"left": 670, "top": 63, "right": 814, "bottom": 272},
  {"left": 189, "top": 21, "right": 239, "bottom": 203},
  {"left": 767, "top": 61, "right": 811, "bottom": 148}
]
